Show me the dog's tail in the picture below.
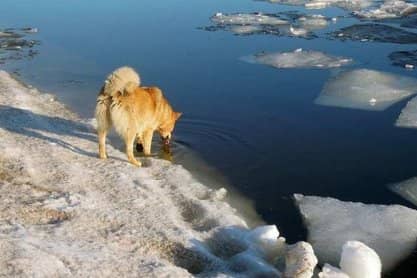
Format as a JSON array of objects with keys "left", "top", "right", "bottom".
[
  {"left": 95, "top": 66, "right": 140, "bottom": 135},
  {"left": 103, "top": 66, "right": 141, "bottom": 98}
]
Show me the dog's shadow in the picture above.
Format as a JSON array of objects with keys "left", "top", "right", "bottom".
[{"left": 0, "top": 105, "right": 98, "bottom": 158}]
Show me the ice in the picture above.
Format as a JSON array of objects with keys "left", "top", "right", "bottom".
[
  {"left": 355, "top": 0, "right": 417, "bottom": 19},
  {"left": 244, "top": 49, "right": 352, "bottom": 69},
  {"left": 305, "top": 0, "right": 373, "bottom": 11},
  {"left": 284, "top": 241, "right": 318, "bottom": 278},
  {"left": 319, "top": 264, "right": 350, "bottom": 278},
  {"left": 298, "top": 14, "right": 329, "bottom": 30},
  {"left": 211, "top": 12, "right": 288, "bottom": 26},
  {"left": 390, "top": 177, "right": 417, "bottom": 206},
  {"left": 315, "top": 69, "right": 417, "bottom": 111},
  {"left": 388, "top": 49, "right": 417, "bottom": 68},
  {"left": 340, "top": 241, "right": 382, "bottom": 278},
  {"left": 396, "top": 95, "right": 417, "bottom": 128},
  {"left": 257, "top": 0, "right": 308, "bottom": 5},
  {"left": 332, "top": 23, "right": 417, "bottom": 44},
  {"left": 294, "top": 194, "right": 417, "bottom": 271}
]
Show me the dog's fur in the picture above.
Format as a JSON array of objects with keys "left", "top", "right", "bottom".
[{"left": 95, "top": 67, "right": 181, "bottom": 166}]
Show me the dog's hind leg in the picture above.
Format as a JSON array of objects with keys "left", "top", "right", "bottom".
[
  {"left": 125, "top": 129, "right": 141, "bottom": 167},
  {"left": 98, "top": 130, "right": 108, "bottom": 159},
  {"left": 142, "top": 129, "right": 154, "bottom": 156}
]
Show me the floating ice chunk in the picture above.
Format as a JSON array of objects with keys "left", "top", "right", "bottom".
[
  {"left": 245, "top": 49, "right": 352, "bottom": 69},
  {"left": 290, "top": 26, "right": 309, "bottom": 36},
  {"left": 305, "top": 0, "right": 372, "bottom": 11},
  {"left": 354, "top": 0, "right": 417, "bottom": 19},
  {"left": 298, "top": 14, "right": 329, "bottom": 30},
  {"left": 315, "top": 69, "right": 417, "bottom": 111},
  {"left": 230, "top": 25, "right": 263, "bottom": 35},
  {"left": 319, "top": 264, "right": 350, "bottom": 278},
  {"left": 258, "top": 0, "right": 308, "bottom": 5},
  {"left": 211, "top": 12, "right": 288, "bottom": 26},
  {"left": 388, "top": 49, "right": 417, "bottom": 68},
  {"left": 332, "top": 23, "right": 417, "bottom": 44},
  {"left": 340, "top": 241, "right": 381, "bottom": 278},
  {"left": 294, "top": 194, "right": 417, "bottom": 271},
  {"left": 284, "top": 241, "right": 318, "bottom": 278},
  {"left": 396, "top": 95, "right": 417, "bottom": 128},
  {"left": 390, "top": 176, "right": 417, "bottom": 206}
]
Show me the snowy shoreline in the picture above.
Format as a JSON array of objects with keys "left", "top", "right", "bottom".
[{"left": 0, "top": 70, "right": 309, "bottom": 277}]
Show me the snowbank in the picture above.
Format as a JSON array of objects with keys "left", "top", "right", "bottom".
[
  {"left": 294, "top": 194, "right": 417, "bottom": 272},
  {"left": 0, "top": 70, "right": 292, "bottom": 276},
  {"left": 315, "top": 69, "right": 417, "bottom": 111},
  {"left": 243, "top": 48, "right": 352, "bottom": 69}
]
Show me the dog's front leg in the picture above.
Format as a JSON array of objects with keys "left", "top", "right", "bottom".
[{"left": 142, "top": 129, "right": 154, "bottom": 156}]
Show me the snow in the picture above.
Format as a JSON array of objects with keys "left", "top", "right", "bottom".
[
  {"left": 354, "top": 0, "right": 417, "bottom": 19},
  {"left": 0, "top": 70, "right": 290, "bottom": 276},
  {"left": 340, "top": 241, "right": 382, "bottom": 278},
  {"left": 244, "top": 49, "right": 352, "bottom": 69},
  {"left": 396, "top": 95, "right": 417, "bottom": 128},
  {"left": 315, "top": 69, "right": 417, "bottom": 111},
  {"left": 305, "top": 0, "right": 372, "bottom": 10},
  {"left": 294, "top": 194, "right": 417, "bottom": 272},
  {"left": 390, "top": 177, "right": 417, "bottom": 206}
]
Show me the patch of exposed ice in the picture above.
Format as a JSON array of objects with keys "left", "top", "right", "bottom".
[
  {"left": 355, "top": 0, "right": 417, "bottom": 19},
  {"left": 390, "top": 177, "right": 417, "bottom": 206},
  {"left": 294, "top": 194, "right": 417, "bottom": 271},
  {"left": 244, "top": 49, "right": 352, "bottom": 69},
  {"left": 315, "top": 69, "right": 417, "bottom": 111},
  {"left": 396, "top": 95, "right": 417, "bottom": 128}
]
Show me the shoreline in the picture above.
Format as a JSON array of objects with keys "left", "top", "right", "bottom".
[{"left": 0, "top": 70, "right": 292, "bottom": 276}]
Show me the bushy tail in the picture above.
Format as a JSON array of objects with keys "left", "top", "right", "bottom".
[
  {"left": 102, "top": 66, "right": 140, "bottom": 98},
  {"left": 95, "top": 66, "right": 140, "bottom": 134}
]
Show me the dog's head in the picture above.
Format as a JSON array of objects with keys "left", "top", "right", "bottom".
[{"left": 158, "top": 111, "right": 182, "bottom": 143}]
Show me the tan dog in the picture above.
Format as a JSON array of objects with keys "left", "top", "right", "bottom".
[{"left": 95, "top": 67, "right": 181, "bottom": 166}]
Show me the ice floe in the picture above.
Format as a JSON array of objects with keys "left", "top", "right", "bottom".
[
  {"left": 0, "top": 27, "right": 39, "bottom": 64},
  {"left": 390, "top": 177, "right": 417, "bottom": 206},
  {"left": 305, "top": 0, "right": 373, "bottom": 10},
  {"left": 319, "top": 263, "right": 350, "bottom": 278},
  {"left": 354, "top": 0, "right": 417, "bottom": 19},
  {"left": 315, "top": 69, "right": 417, "bottom": 111},
  {"left": 203, "top": 12, "right": 332, "bottom": 38},
  {"left": 332, "top": 23, "right": 417, "bottom": 44},
  {"left": 396, "top": 95, "right": 417, "bottom": 128},
  {"left": 388, "top": 49, "right": 417, "bottom": 68},
  {"left": 294, "top": 194, "right": 417, "bottom": 271},
  {"left": 244, "top": 49, "right": 352, "bottom": 69}
]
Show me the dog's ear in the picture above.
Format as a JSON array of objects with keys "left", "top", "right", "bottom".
[{"left": 174, "top": 112, "right": 182, "bottom": 121}]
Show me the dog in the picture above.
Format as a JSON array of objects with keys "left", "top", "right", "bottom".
[{"left": 95, "top": 66, "right": 181, "bottom": 166}]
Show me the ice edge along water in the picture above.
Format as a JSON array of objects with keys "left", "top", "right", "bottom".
[{"left": 0, "top": 70, "right": 387, "bottom": 277}]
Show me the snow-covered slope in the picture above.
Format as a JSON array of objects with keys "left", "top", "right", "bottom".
[{"left": 0, "top": 70, "right": 291, "bottom": 277}]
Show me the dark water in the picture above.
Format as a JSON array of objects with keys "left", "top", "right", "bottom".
[{"left": 1, "top": 0, "right": 417, "bottom": 275}]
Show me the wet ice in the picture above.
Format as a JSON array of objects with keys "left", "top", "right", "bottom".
[
  {"left": 243, "top": 48, "right": 352, "bottom": 69},
  {"left": 315, "top": 69, "right": 417, "bottom": 111}
]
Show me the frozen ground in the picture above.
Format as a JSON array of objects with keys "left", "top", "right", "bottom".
[
  {"left": 295, "top": 194, "right": 417, "bottom": 272},
  {"left": 243, "top": 48, "right": 352, "bottom": 69},
  {"left": 315, "top": 69, "right": 417, "bottom": 111}
]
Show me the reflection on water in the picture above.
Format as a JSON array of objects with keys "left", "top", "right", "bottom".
[{"left": 2, "top": 0, "right": 417, "bottom": 274}]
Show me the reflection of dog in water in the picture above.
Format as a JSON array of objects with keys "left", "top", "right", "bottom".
[{"left": 95, "top": 66, "right": 181, "bottom": 166}]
